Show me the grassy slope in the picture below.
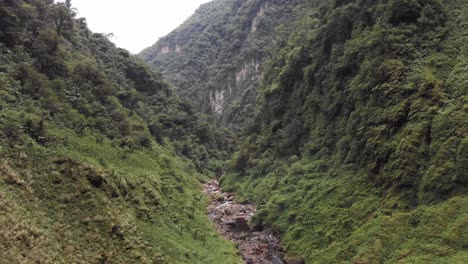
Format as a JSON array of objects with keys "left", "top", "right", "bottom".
[
  {"left": 223, "top": 0, "right": 468, "bottom": 262},
  {"left": 0, "top": 0, "right": 241, "bottom": 263},
  {"left": 0, "top": 133, "right": 240, "bottom": 263}
]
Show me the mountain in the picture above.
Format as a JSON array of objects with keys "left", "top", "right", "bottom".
[
  {"left": 143, "top": 0, "right": 467, "bottom": 263},
  {"left": 222, "top": 0, "right": 468, "bottom": 262},
  {"left": 139, "top": 0, "right": 302, "bottom": 130},
  {"left": 2, "top": 0, "right": 467, "bottom": 263},
  {"left": 0, "top": 0, "right": 240, "bottom": 263}
]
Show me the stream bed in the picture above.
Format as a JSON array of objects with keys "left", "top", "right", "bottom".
[{"left": 203, "top": 179, "right": 285, "bottom": 264}]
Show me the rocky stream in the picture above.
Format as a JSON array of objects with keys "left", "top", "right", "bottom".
[{"left": 203, "top": 179, "right": 286, "bottom": 264}]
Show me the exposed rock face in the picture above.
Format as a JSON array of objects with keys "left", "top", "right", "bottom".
[
  {"left": 139, "top": 0, "right": 301, "bottom": 130},
  {"left": 236, "top": 60, "right": 261, "bottom": 85},
  {"left": 251, "top": 2, "right": 269, "bottom": 33},
  {"left": 160, "top": 46, "right": 171, "bottom": 54},
  {"left": 210, "top": 89, "right": 226, "bottom": 114}
]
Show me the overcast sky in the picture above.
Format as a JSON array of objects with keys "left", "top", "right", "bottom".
[{"left": 59, "top": 0, "right": 212, "bottom": 54}]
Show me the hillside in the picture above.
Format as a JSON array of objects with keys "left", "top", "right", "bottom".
[
  {"left": 222, "top": 0, "right": 468, "bottom": 262},
  {"left": 0, "top": 1, "right": 240, "bottom": 263},
  {"left": 140, "top": 0, "right": 468, "bottom": 262},
  {"left": 2, "top": 0, "right": 467, "bottom": 263},
  {"left": 139, "top": 0, "right": 302, "bottom": 130}
]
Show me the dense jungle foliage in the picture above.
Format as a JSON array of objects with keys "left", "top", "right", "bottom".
[
  {"left": 139, "top": 0, "right": 301, "bottom": 130},
  {"left": 221, "top": 0, "right": 468, "bottom": 262},
  {"left": 2, "top": 0, "right": 467, "bottom": 263},
  {"left": 0, "top": 0, "right": 241, "bottom": 263}
]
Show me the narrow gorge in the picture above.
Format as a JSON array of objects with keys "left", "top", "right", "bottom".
[{"left": 1, "top": 0, "right": 467, "bottom": 263}]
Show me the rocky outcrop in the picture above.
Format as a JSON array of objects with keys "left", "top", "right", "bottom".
[
  {"left": 210, "top": 89, "right": 226, "bottom": 114},
  {"left": 250, "top": 1, "right": 269, "bottom": 33},
  {"left": 235, "top": 60, "right": 261, "bottom": 85},
  {"left": 160, "top": 45, "right": 171, "bottom": 54}
]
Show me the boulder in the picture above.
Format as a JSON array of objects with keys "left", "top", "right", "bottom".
[
  {"left": 224, "top": 208, "right": 233, "bottom": 215},
  {"left": 235, "top": 217, "right": 250, "bottom": 232}
]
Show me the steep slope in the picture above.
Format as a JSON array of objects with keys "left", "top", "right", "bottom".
[
  {"left": 0, "top": 1, "right": 240, "bottom": 263},
  {"left": 222, "top": 0, "right": 468, "bottom": 262},
  {"left": 139, "top": 0, "right": 302, "bottom": 130}
]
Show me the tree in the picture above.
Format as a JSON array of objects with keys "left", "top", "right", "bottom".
[
  {"left": 29, "top": 28, "right": 67, "bottom": 77},
  {"left": 117, "top": 90, "right": 143, "bottom": 115},
  {"left": 51, "top": 2, "right": 73, "bottom": 38},
  {"left": 0, "top": 0, "right": 30, "bottom": 47}
]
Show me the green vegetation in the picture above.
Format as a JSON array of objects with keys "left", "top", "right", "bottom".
[
  {"left": 139, "top": 0, "right": 302, "bottom": 130},
  {"left": 2, "top": 0, "right": 467, "bottom": 263},
  {"left": 0, "top": 0, "right": 240, "bottom": 263},
  {"left": 221, "top": 0, "right": 468, "bottom": 262}
]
